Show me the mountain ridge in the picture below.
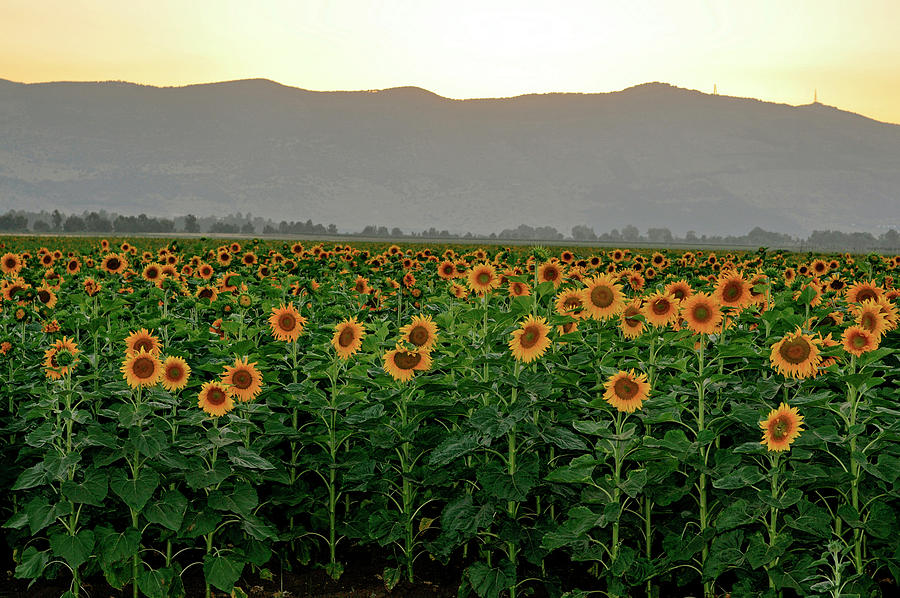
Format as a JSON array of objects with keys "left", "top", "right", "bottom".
[{"left": 1, "top": 77, "right": 898, "bottom": 236}]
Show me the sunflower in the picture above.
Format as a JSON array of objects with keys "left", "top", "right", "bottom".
[
  {"left": 715, "top": 272, "right": 752, "bottom": 310},
  {"left": 1, "top": 253, "right": 22, "bottom": 275},
  {"left": 508, "top": 281, "right": 531, "bottom": 297},
  {"left": 508, "top": 315, "right": 552, "bottom": 363},
  {"left": 851, "top": 300, "right": 888, "bottom": 339},
  {"left": 437, "top": 260, "right": 457, "bottom": 280},
  {"left": 770, "top": 329, "right": 822, "bottom": 379},
  {"left": 222, "top": 357, "right": 263, "bottom": 401},
  {"left": 332, "top": 317, "right": 366, "bottom": 359},
  {"left": 845, "top": 280, "right": 882, "bottom": 304},
  {"left": 83, "top": 278, "right": 101, "bottom": 297},
  {"left": 43, "top": 336, "right": 79, "bottom": 380},
  {"left": 399, "top": 315, "right": 438, "bottom": 350},
  {"left": 198, "top": 381, "right": 235, "bottom": 417},
  {"left": 760, "top": 403, "right": 804, "bottom": 452},
  {"left": 450, "top": 283, "right": 468, "bottom": 299},
  {"left": 35, "top": 285, "right": 58, "bottom": 309},
  {"left": 383, "top": 344, "right": 432, "bottom": 382},
  {"left": 161, "top": 356, "right": 191, "bottom": 392},
  {"left": 121, "top": 349, "right": 163, "bottom": 388},
  {"left": 537, "top": 261, "right": 564, "bottom": 288},
  {"left": 841, "top": 325, "right": 878, "bottom": 357},
  {"left": 603, "top": 369, "right": 651, "bottom": 413},
  {"left": 643, "top": 291, "right": 678, "bottom": 327},
  {"left": 125, "top": 328, "right": 162, "bottom": 356},
  {"left": 268, "top": 303, "right": 307, "bottom": 342},
  {"left": 620, "top": 300, "right": 645, "bottom": 339},
  {"left": 101, "top": 253, "right": 127, "bottom": 274},
  {"left": 196, "top": 286, "right": 218, "bottom": 302},
  {"left": 467, "top": 262, "right": 500, "bottom": 295},
  {"left": 554, "top": 289, "right": 585, "bottom": 319},
  {"left": 581, "top": 275, "right": 625, "bottom": 321},
  {"left": 680, "top": 292, "right": 722, "bottom": 335}
]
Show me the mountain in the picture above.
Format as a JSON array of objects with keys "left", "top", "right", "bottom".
[{"left": 1, "top": 77, "right": 899, "bottom": 236}]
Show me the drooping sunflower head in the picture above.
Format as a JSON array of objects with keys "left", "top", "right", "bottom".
[
  {"left": 399, "top": 315, "right": 437, "bottom": 350},
  {"left": 851, "top": 300, "right": 888, "bottom": 339},
  {"left": 760, "top": 403, "right": 804, "bottom": 452},
  {"left": 769, "top": 329, "right": 822, "bottom": 379},
  {"left": 222, "top": 356, "right": 263, "bottom": 401},
  {"left": 125, "top": 328, "right": 162, "bottom": 356},
  {"left": 603, "top": 369, "right": 650, "bottom": 413},
  {"left": 581, "top": 275, "right": 625, "bottom": 321},
  {"left": 620, "top": 300, "right": 645, "bottom": 339},
  {"left": 643, "top": 291, "right": 678, "bottom": 327},
  {"left": 680, "top": 292, "right": 723, "bottom": 335},
  {"left": 36, "top": 285, "right": 58, "bottom": 309},
  {"left": 268, "top": 303, "right": 307, "bottom": 342},
  {"left": 383, "top": 344, "right": 432, "bottom": 382},
  {"left": 508, "top": 315, "right": 552, "bottom": 363},
  {"left": 121, "top": 349, "right": 163, "bottom": 388},
  {"left": 198, "top": 381, "right": 234, "bottom": 417},
  {"left": 841, "top": 325, "right": 878, "bottom": 357},
  {"left": 43, "top": 336, "right": 79, "bottom": 380},
  {"left": 467, "top": 263, "right": 500, "bottom": 295},
  {"left": 161, "top": 356, "right": 191, "bottom": 392},
  {"left": 554, "top": 289, "right": 585, "bottom": 320},
  {"left": 332, "top": 317, "right": 366, "bottom": 359},
  {"left": 845, "top": 280, "right": 882, "bottom": 305},
  {"left": 508, "top": 281, "right": 531, "bottom": 297}
]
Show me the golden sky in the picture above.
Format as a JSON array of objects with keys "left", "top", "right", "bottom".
[{"left": 3, "top": 0, "right": 899, "bottom": 124}]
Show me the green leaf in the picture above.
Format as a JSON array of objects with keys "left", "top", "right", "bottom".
[
  {"left": 542, "top": 506, "right": 600, "bottom": 551},
  {"left": 110, "top": 467, "right": 159, "bottom": 511},
  {"left": 50, "top": 529, "right": 95, "bottom": 569},
  {"left": 95, "top": 526, "right": 141, "bottom": 567},
  {"left": 15, "top": 546, "right": 49, "bottom": 579},
  {"left": 138, "top": 566, "right": 176, "bottom": 598},
  {"left": 227, "top": 445, "right": 275, "bottom": 470},
  {"left": 713, "top": 465, "right": 763, "bottom": 490},
  {"left": 62, "top": 469, "right": 108, "bottom": 506},
  {"left": 465, "top": 560, "right": 515, "bottom": 598},
  {"left": 545, "top": 454, "right": 596, "bottom": 483},
  {"left": 144, "top": 490, "right": 188, "bottom": 532},
  {"left": 541, "top": 426, "right": 589, "bottom": 451},
  {"left": 203, "top": 554, "right": 245, "bottom": 592},
  {"left": 241, "top": 513, "right": 278, "bottom": 541},
  {"left": 620, "top": 469, "right": 647, "bottom": 498},
  {"left": 477, "top": 459, "right": 538, "bottom": 502},
  {"left": 428, "top": 432, "right": 480, "bottom": 467},
  {"left": 12, "top": 463, "right": 45, "bottom": 490},
  {"left": 209, "top": 482, "right": 258, "bottom": 515}
]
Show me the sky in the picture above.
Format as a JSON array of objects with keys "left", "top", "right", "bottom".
[{"left": 3, "top": 0, "right": 900, "bottom": 124}]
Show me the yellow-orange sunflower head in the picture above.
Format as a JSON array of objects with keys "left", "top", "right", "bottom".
[{"left": 760, "top": 403, "right": 804, "bottom": 452}]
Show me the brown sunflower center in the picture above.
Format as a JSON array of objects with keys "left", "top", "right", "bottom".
[
  {"left": 860, "top": 313, "right": 876, "bottom": 330},
  {"left": 769, "top": 416, "right": 790, "bottom": 440},
  {"left": 393, "top": 351, "right": 421, "bottom": 370},
  {"left": 232, "top": 369, "right": 252, "bottom": 389},
  {"left": 207, "top": 388, "right": 227, "bottom": 406},
  {"left": 279, "top": 313, "right": 297, "bottom": 332},
  {"left": 198, "top": 288, "right": 214, "bottom": 299},
  {"left": 408, "top": 325, "right": 429, "bottom": 347},
  {"left": 107, "top": 257, "right": 121, "bottom": 270},
  {"left": 590, "top": 285, "right": 614, "bottom": 308},
  {"left": 146, "top": 267, "right": 158, "bottom": 279},
  {"left": 37, "top": 290, "right": 51, "bottom": 303},
  {"left": 338, "top": 327, "right": 356, "bottom": 348},
  {"left": 477, "top": 272, "right": 491, "bottom": 285},
  {"left": 614, "top": 378, "right": 638, "bottom": 400},
  {"left": 441, "top": 265, "right": 453, "bottom": 275},
  {"left": 851, "top": 333, "right": 868, "bottom": 349},
  {"left": 856, "top": 289, "right": 877, "bottom": 302},
  {"left": 543, "top": 268, "right": 558, "bottom": 281},
  {"left": 519, "top": 325, "right": 542, "bottom": 349},
  {"left": 779, "top": 337, "right": 812, "bottom": 364},
  {"left": 132, "top": 357, "right": 156, "bottom": 379},
  {"left": 693, "top": 304, "right": 711, "bottom": 322},
  {"left": 166, "top": 366, "right": 183, "bottom": 381},
  {"left": 4, "top": 257, "right": 16, "bottom": 268},
  {"left": 624, "top": 306, "right": 641, "bottom": 327},
  {"left": 564, "top": 297, "right": 581, "bottom": 310},
  {"left": 722, "top": 281, "right": 743, "bottom": 302},
  {"left": 652, "top": 299, "right": 671, "bottom": 315},
  {"left": 134, "top": 339, "right": 155, "bottom": 353}
]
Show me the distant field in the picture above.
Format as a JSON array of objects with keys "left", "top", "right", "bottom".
[{"left": 1, "top": 236, "right": 897, "bottom": 597}]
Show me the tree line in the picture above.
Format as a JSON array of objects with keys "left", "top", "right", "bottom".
[{"left": 0, "top": 210, "right": 897, "bottom": 251}]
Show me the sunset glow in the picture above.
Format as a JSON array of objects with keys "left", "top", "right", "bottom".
[{"left": 3, "top": 0, "right": 900, "bottom": 123}]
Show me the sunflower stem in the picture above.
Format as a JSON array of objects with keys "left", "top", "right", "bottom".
[
  {"left": 506, "top": 362, "right": 520, "bottom": 598},
  {"left": 766, "top": 453, "right": 782, "bottom": 594},
  {"left": 697, "top": 335, "right": 712, "bottom": 598},
  {"left": 846, "top": 354, "right": 864, "bottom": 576}
]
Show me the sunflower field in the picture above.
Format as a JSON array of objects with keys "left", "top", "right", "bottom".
[{"left": 1, "top": 237, "right": 898, "bottom": 598}]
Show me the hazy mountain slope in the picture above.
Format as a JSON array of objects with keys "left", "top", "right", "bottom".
[{"left": 1, "top": 78, "right": 898, "bottom": 235}]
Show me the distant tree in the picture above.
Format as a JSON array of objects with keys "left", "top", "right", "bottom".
[
  {"left": 33, "top": 220, "right": 50, "bottom": 232},
  {"left": 391, "top": 227, "right": 403, "bottom": 237},
  {"left": 63, "top": 215, "right": 86, "bottom": 232},
  {"left": 880, "top": 229, "right": 899, "bottom": 248},
  {"left": 184, "top": 214, "right": 200, "bottom": 233},
  {"left": 209, "top": 222, "right": 239, "bottom": 234},
  {"left": 84, "top": 212, "right": 113, "bottom": 232},
  {"left": 51, "top": 210, "right": 63, "bottom": 231},
  {"left": 646, "top": 227, "right": 673, "bottom": 243},
  {"left": 263, "top": 224, "right": 276, "bottom": 234},
  {"left": 240, "top": 222, "right": 255, "bottom": 234},
  {"left": 571, "top": 225, "right": 598, "bottom": 241},
  {"left": 621, "top": 225, "right": 640, "bottom": 242},
  {"left": 685, "top": 230, "right": 698, "bottom": 242},
  {"left": 0, "top": 211, "right": 28, "bottom": 231},
  {"left": 328, "top": 224, "right": 338, "bottom": 234}
]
